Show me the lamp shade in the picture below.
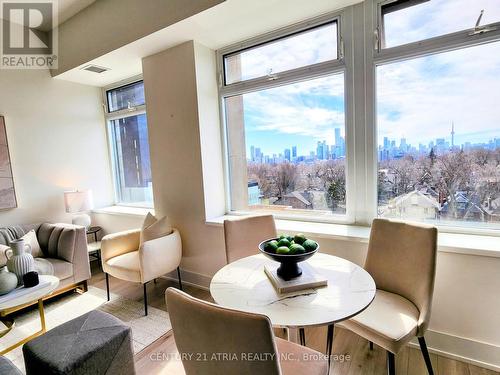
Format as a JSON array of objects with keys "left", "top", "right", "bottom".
[{"left": 64, "top": 190, "right": 94, "bottom": 213}]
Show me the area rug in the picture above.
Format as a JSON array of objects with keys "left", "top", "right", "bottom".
[{"left": 0, "top": 286, "right": 172, "bottom": 373}]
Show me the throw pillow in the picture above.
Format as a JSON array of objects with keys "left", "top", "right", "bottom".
[
  {"left": 140, "top": 213, "right": 173, "bottom": 244},
  {"left": 21, "top": 230, "right": 44, "bottom": 258}
]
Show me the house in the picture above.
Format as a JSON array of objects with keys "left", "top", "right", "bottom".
[
  {"left": 382, "top": 190, "right": 440, "bottom": 220},
  {"left": 275, "top": 191, "right": 312, "bottom": 210}
]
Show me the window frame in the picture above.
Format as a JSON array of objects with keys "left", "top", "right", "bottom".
[
  {"left": 102, "top": 76, "right": 153, "bottom": 208},
  {"left": 217, "top": 10, "right": 357, "bottom": 225},
  {"left": 370, "top": 0, "right": 500, "bottom": 235}
]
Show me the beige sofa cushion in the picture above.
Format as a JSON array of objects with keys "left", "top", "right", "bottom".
[
  {"left": 140, "top": 213, "right": 172, "bottom": 244},
  {"left": 340, "top": 289, "right": 419, "bottom": 354},
  {"left": 43, "top": 258, "right": 73, "bottom": 280},
  {"left": 21, "top": 230, "right": 43, "bottom": 258},
  {"left": 34, "top": 258, "right": 55, "bottom": 276}
]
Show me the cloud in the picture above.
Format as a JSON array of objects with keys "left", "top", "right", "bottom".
[
  {"left": 384, "top": 0, "right": 500, "bottom": 47},
  {"left": 242, "top": 75, "right": 345, "bottom": 147},
  {"left": 377, "top": 32, "right": 500, "bottom": 147},
  {"left": 226, "top": 22, "right": 338, "bottom": 83}
]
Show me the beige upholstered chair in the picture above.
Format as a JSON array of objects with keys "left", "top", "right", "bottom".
[
  {"left": 101, "top": 228, "right": 182, "bottom": 315},
  {"left": 166, "top": 288, "right": 328, "bottom": 375},
  {"left": 223, "top": 215, "right": 277, "bottom": 263},
  {"left": 339, "top": 218, "right": 437, "bottom": 375}
]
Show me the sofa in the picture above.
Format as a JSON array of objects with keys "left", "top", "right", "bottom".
[{"left": 0, "top": 223, "right": 91, "bottom": 306}]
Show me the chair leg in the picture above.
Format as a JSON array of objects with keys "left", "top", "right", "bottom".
[
  {"left": 387, "top": 351, "right": 395, "bottom": 375},
  {"left": 143, "top": 282, "right": 148, "bottom": 316},
  {"left": 177, "top": 267, "right": 183, "bottom": 291},
  {"left": 299, "top": 328, "right": 306, "bottom": 346},
  {"left": 105, "top": 273, "right": 110, "bottom": 301},
  {"left": 418, "top": 337, "right": 434, "bottom": 375},
  {"left": 369, "top": 341, "right": 374, "bottom": 350},
  {"left": 326, "top": 324, "right": 334, "bottom": 368}
]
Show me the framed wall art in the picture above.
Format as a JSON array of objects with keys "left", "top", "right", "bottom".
[{"left": 0, "top": 116, "right": 17, "bottom": 210}]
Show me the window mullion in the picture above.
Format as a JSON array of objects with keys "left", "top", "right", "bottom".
[
  {"left": 375, "top": 19, "right": 500, "bottom": 64},
  {"left": 220, "top": 59, "right": 346, "bottom": 98}
]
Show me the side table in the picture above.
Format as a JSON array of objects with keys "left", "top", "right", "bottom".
[{"left": 86, "top": 226, "right": 102, "bottom": 270}]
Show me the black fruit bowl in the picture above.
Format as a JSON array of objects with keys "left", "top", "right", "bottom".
[{"left": 258, "top": 238, "right": 319, "bottom": 281}]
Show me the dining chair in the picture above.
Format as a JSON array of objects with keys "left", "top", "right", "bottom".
[
  {"left": 339, "top": 218, "right": 437, "bottom": 375},
  {"left": 223, "top": 215, "right": 277, "bottom": 263},
  {"left": 166, "top": 287, "right": 328, "bottom": 375}
]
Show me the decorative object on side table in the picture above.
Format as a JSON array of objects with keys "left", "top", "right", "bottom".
[
  {"left": 0, "top": 116, "right": 17, "bottom": 210},
  {"left": 64, "top": 189, "right": 94, "bottom": 229},
  {"left": 23, "top": 271, "right": 39, "bottom": 288},
  {"left": 4, "top": 238, "right": 35, "bottom": 285},
  {"left": 259, "top": 233, "right": 319, "bottom": 280},
  {"left": 0, "top": 266, "right": 17, "bottom": 295}
]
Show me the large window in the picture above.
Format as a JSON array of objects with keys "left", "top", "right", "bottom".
[
  {"left": 376, "top": 0, "right": 500, "bottom": 230},
  {"left": 218, "top": 1, "right": 500, "bottom": 232},
  {"left": 220, "top": 18, "right": 347, "bottom": 220},
  {"left": 105, "top": 81, "right": 153, "bottom": 207}
]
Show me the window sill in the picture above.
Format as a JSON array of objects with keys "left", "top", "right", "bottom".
[
  {"left": 92, "top": 205, "right": 154, "bottom": 217},
  {"left": 206, "top": 215, "right": 500, "bottom": 259}
]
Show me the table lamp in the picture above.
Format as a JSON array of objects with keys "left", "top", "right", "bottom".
[{"left": 64, "top": 190, "right": 94, "bottom": 229}]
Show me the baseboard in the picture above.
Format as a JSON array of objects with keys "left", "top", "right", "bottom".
[
  {"left": 410, "top": 330, "right": 500, "bottom": 372},
  {"left": 160, "top": 268, "right": 211, "bottom": 291}
]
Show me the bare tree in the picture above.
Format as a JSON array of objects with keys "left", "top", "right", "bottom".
[
  {"left": 273, "top": 163, "right": 297, "bottom": 198},
  {"left": 433, "top": 151, "right": 473, "bottom": 219},
  {"left": 316, "top": 160, "right": 345, "bottom": 210}
]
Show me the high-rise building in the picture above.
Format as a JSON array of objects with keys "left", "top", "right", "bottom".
[
  {"left": 316, "top": 141, "right": 323, "bottom": 160},
  {"left": 451, "top": 121, "right": 455, "bottom": 148},
  {"left": 255, "top": 147, "right": 262, "bottom": 162},
  {"left": 335, "top": 128, "right": 341, "bottom": 146},
  {"left": 250, "top": 145, "right": 255, "bottom": 161},
  {"left": 292, "top": 146, "right": 297, "bottom": 158},
  {"left": 400, "top": 138, "right": 407, "bottom": 151},
  {"left": 284, "top": 148, "right": 291, "bottom": 161}
]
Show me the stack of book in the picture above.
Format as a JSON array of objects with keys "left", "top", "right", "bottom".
[{"left": 264, "top": 263, "right": 327, "bottom": 294}]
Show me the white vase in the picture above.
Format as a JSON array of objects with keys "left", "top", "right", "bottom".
[
  {"left": 4, "top": 239, "right": 35, "bottom": 285},
  {"left": 0, "top": 266, "right": 17, "bottom": 295}
]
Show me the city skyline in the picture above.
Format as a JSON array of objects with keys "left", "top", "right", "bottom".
[
  {"left": 241, "top": 15, "right": 500, "bottom": 162},
  {"left": 248, "top": 123, "right": 500, "bottom": 163}
]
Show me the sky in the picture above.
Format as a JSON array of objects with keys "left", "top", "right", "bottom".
[{"left": 231, "top": 0, "right": 500, "bottom": 157}]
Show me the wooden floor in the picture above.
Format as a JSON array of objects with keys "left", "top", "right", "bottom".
[{"left": 88, "top": 263, "right": 498, "bottom": 375}]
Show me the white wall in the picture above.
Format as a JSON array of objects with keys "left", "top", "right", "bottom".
[
  {"left": 142, "top": 41, "right": 227, "bottom": 275},
  {"left": 0, "top": 69, "right": 113, "bottom": 226}
]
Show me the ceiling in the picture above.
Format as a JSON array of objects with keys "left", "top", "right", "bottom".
[
  {"left": 54, "top": 0, "right": 362, "bottom": 86},
  {"left": 56, "top": 0, "right": 96, "bottom": 29},
  {"left": 0, "top": 0, "right": 96, "bottom": 32}
]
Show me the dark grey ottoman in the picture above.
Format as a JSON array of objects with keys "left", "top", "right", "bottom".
[
  {"left": 23, "top": 310, "right": 135, "bottom": 375},
  {"left": 0, "top": 356, "right": 22, "bottom": 375}
]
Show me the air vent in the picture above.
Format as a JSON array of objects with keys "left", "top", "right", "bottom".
[{"left": 81, "top": 65, "right": 110, "bottom": 73}]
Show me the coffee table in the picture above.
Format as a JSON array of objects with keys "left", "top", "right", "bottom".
[
  {"left": 0, "top": 275, "right": 59, "bottom": 355},
  {"left": 210, "top": 253, "right": 375, "bottom": 362}
]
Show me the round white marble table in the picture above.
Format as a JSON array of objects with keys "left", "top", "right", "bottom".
[{"left": 210, "top": 253, "right": 376, "bottom": 349}]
